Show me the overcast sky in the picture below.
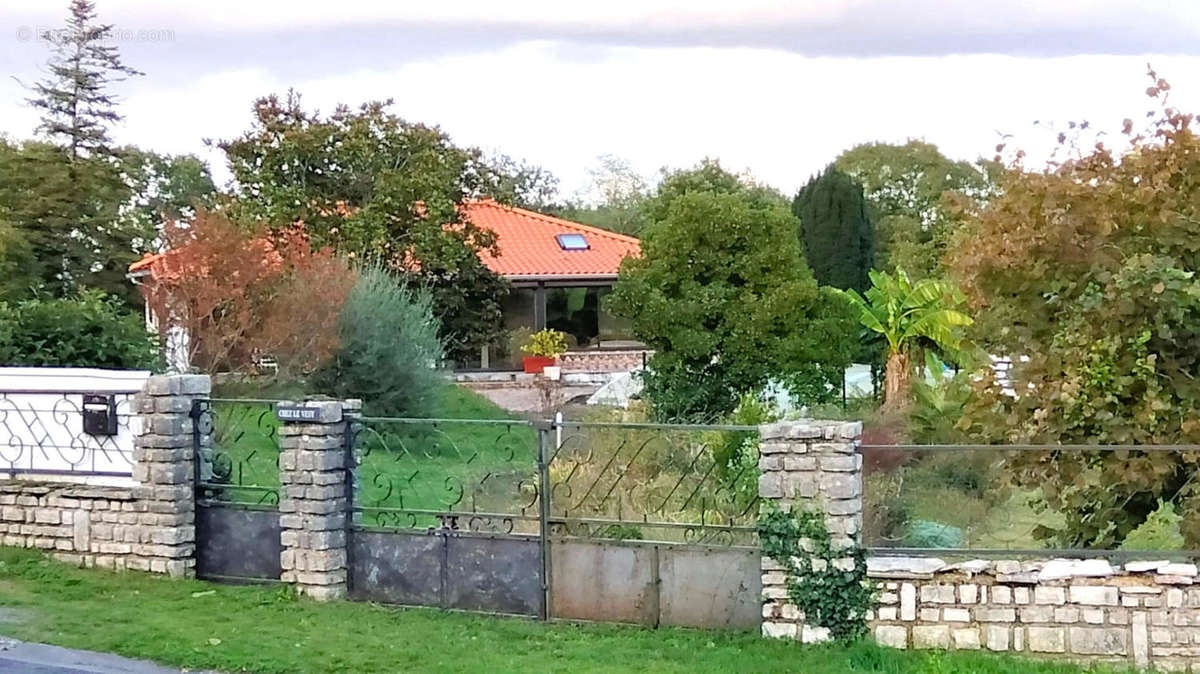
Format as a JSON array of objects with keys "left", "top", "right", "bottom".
[{"left": 3, "top": 1, "right": 1200, "bottom": 199}]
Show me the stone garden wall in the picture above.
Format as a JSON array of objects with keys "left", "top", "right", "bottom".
[
  {"left": 867, "top": 557, "right": 1197, "bottom": 670},
  {"left": 757, "top": 419, "right": 1198, "bottom": 670}
]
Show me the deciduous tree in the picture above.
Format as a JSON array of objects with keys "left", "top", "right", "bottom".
[
  {"left": 607, "top": 160, "right": 856, "bottom": 421},
  {"left": 139, "top": 211, "right": 356, "bottom": 377},
  {"left": 218, "top": 93, "right": 547, "bottom": 363},
  {"left": 835, "top": 141, "right": 995, "bottom": 279},
  {"left": 950, "top": 71, "right": 1200, "bottom": 547}
]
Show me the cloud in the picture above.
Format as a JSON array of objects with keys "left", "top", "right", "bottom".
[
  {"left": 5, "top": 0, "right": 1199, "bottom": 58},
  {"left": 14, "top": 42, "right": 1191, "bottom": 197}
]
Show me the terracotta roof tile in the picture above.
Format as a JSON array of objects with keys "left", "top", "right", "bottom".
[
  {"left": 468, "top": 199, "right": 639, "bottom": 279},
  {"left": 128, "top": 200, "right": 639, "bottom": 281}
]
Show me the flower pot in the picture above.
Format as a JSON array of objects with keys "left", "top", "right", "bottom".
[{"left": 522, "top": 356, "right": 556, "bottom": 374}]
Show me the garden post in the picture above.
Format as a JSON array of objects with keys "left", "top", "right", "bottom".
[
  {"left": 278, "top": 399, "right": 355, "bottom": 600},
  {"left": 132, "top": 373, "right": 211, "bottom": 577},
  {"left": 757, "top": 419, "right": 863, "bottom": 641}
]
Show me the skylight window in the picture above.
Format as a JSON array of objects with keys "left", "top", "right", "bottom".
[{"left": 556, "top": 233, "right": 589, "bottom": 250}]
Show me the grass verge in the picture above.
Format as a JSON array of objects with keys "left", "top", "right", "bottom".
[{"left": 0, "top": 547, "right": 1130, "bottom": 674}]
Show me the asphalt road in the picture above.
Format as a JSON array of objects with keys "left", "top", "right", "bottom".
[{"left": 0, "top": 638, "right": 182, "bottom": 674}]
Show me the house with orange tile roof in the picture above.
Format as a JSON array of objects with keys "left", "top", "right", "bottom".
[{"left": 128, "top": 199, "right": 644, "bottom": 372}]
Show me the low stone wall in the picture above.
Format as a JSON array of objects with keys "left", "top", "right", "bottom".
[
  {"left": 0, "top": 482, "right": 142, "bottom": 569},
  {"left": 755, "top": 419, "right": 1200, "bottom": 669},
  {"left": 865, "top": 557, "right": 1199, "bottom": 670},
  {"left": 558, "top": 349, "right": 651, "bottom": 373}
]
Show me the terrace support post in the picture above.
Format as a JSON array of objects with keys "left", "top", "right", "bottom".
[
  {"left": 278, "top": 400, "right": 355, "bottom": 600},
  {"left": 757, "top": 419, "right": 864, "bottom": 642},
  {"left": 132, "top": 373, "right": 211, "bottom": 577}
]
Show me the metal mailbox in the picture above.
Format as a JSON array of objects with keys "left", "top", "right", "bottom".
[{"left": 82, "top": 393, "right": 118, "bottom": 436}]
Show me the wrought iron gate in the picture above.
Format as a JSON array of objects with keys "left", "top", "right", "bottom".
[
  {"left": 191, "top": 398, "right": 283, "bottom": 583},
  {"left": 191, "top": 401, "right": 761, "bottom": 627}
]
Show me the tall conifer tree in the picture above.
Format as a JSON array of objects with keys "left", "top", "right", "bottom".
[{"left": 792, "top": 166, "right": 876, "bottom": 292}]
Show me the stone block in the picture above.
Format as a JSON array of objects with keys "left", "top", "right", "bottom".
[
  {"left": 1034, "top": 586, "right": 1066, "bottom": 605},
  {"left": 912, "top": 625, "right": 951, "bottom": 650},
  {"left": 758, "top": 473, "right": 783, "bottom": 499},
  {"left": 801, "top": 625, "right": 831, "bottom": 644},
  {"left": 953, "top": 628, "right": 981, "bottom": 650},
  {"left": 920, "top": 584, "right": 957, "bottom": 604},
  {"left": 943, "top": 608, "right": 970, "bottom": 622},
  {"left": 1026, "top": 626, "right": 1066, "bottom": 653},
  {"left": 762, "top": 622, "right": 797, "bottom": 639},
  {"left": 1068, "top": 627, "right": 1127, "bottom": 655},
  {"left": 875, "top": 625, "right": 907, "bottom": 649},
  {"left": 975, "top": 607, "right": 1016, "bottom": 622},
  {"left": 986, "top": 625, "right": 1010, "bottom": 651},
  {"left": 991, "top": 586, "right": 1012, "bottom": 604},
  {"left": 1069, "top": 585, "right": 1119, "bottom": 606},
  {"left": 900, "top": 583, "right": 916, "bottom": 621},
  {"left": 959, "top": 584, "right": 978, "bottom": 604}
]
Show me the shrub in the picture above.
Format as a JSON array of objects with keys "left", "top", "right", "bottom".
[
  {"left": 0, "top": 290, "right": 158, "bottom": 369},
  {"left": 313, "top": 267, "right": 444, "bottom": 418},
  {"left": 1120, "top": 500, "right": 1185, "bottom": 551},
  {"left": 521, "top": 329, "right": 567, "bottom": 358}
]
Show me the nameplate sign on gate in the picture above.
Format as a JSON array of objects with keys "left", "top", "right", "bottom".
[{"left": 275, "top": 405, "right": 320, "bottom": 422}]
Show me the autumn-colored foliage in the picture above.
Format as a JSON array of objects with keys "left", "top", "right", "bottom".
[
  {"left": 138, "top": 210, "right": 356, "bottom": 376},
  {"left": 949, "top": 69, "right": 1200, "bottom": 547}
]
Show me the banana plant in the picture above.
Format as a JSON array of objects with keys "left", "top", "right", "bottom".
[{"left": 840, "top": 268, "right": 973, "bottom": 411}]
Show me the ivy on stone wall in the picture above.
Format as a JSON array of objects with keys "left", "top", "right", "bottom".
[{"left": 758, "top": 505, "right": 875, "bottom": 641}]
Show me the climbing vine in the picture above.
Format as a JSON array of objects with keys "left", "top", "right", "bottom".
[{"left": 758, "top": 505, "right": 875, "bottom": 641}]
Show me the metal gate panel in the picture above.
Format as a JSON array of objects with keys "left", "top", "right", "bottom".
[
  {"left": 445, "top": 535, "right": 542, "bottom": 616},
  {"left": 195, "top": 506, "right": 282, "bottom": 582},
  {"left": 349, "top": 529, "right": 543, "bottom": 617},
  {"left": 349, "top": 530, "right": 442, "bottom": 606},
  {"left": 658, "top": 546, "right": 760, "bottom": 629},
  {"left": 550, "top": 540, "right": 657, "bottom": 625}
]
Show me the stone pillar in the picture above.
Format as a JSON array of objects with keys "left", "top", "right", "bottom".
[
  {"left": 131, "top": 373, "right": 210, "bottom": 577},
  {"left": 757, "top": 419, "right": 863, "bottom": 640},
  {"left": 278, "top": 400, "right": 352, "bottom": 600}
]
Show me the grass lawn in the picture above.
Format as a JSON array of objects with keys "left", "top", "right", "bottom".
[
  {"left": 0, "top": 547, "right": 1129, "bottom": 674},
  {"left": 206, "top": 385, "right": 539, "bottom": 527}
]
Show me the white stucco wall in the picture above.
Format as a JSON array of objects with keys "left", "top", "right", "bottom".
[{"left": 0, "top": 368, "right": 151, "bottom": 486}]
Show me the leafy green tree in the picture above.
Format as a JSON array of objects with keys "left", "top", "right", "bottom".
[
  {"left": 0, "top": 138, "right": 215, "bottom": 304},
  {"left": 950, "top": 74, "right": 1200, "bottom": 547},
  {"left": 0, "top": 290, "right": 158, "bottom": 369},
  {"left": 218, "top": 93, "right": 547, "bottom": 363},
  {"left": 27, "top": 0, "right": 142, "bottom": 160},
  {"left": 835, "top": 141, "right": 995, "bottom": 279},
  {"left": 607, "top": 161, "right": 856, "bottom": 421},
  {"left": 840, "top": 268, "right": 972, "bottom": 411},
  {"left": 792, "top": 166, "right": 875, "bottom": 292}
]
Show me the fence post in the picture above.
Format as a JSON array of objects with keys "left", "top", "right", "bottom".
[
  {"left": 757, "top": 419, "right": 863, "bottom": 641},
  {"left": 278, "top": 400, "right": 352, "bottom": 600},
  {"left": 132, "top": 373, "right": 211, "bottom": 577}
]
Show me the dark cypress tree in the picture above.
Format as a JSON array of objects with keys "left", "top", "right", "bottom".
[{"left": 792, "top": 166, "right": 876, "bottom": 292}]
